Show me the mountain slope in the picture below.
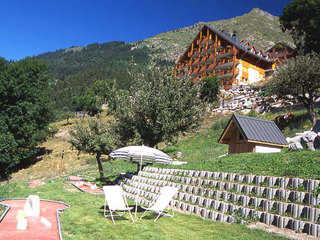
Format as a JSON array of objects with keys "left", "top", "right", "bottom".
[
  {"left": 135, "top": 8, "right": 294, "bottom": 62},
  {"left": 36, "top": 8, "right": 294, "bottom": 111}
]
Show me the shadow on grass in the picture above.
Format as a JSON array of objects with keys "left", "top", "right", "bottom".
[
  {"left": 98, "top": 205, "right": 165, "bottom": 222},
  {"left": 4, "top": 147, "right": 53, "bottom": 181}
]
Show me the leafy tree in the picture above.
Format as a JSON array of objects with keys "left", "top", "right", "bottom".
[
  {"left": 69, "top": 117, "right": 119, "bottom": 179},
  {"left": 72, "top": 90, "right": 103, "bottom": 117},
  {"left": 91, "top": 79, "right": 117, "bottom": 104},
  {"left": 280, "top": 0, "right": 320, "bottom": 54},
  {"left": 266, "top": 53, "right": 320, "bottom": 125},
  {"left": 200, "top": 75, "right": 221, "bottom": 103},
  {"left": 0, "top": 58, "right": 53, "bottom": 177},
  {"left": 111, "top": 68, "right": 205, "bottom": 147},
  {"left": 61, "top": 107, "right": 74, "bottom": 125}
]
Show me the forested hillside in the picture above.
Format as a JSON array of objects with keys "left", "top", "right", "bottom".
[
  {"left": 37, "top": 41, "right": 172, "bottom": 110},
  {"left": 35, "top": 8, "right": 293, "bottom": 112}
]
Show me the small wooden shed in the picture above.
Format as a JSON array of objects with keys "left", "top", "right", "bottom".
[{"left": 218, "top": 114, "right": 288, "bottom": 154}]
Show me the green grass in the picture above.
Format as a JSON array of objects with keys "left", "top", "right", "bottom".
[
  {"left": 158, "top": 150, "right": 320, "bottom": 179},
  {"left": 161, "top": 111, "right": 320, "bottom": 179},
  {"left": 0, "top": 171, "right": 287, "bottom": 240}
]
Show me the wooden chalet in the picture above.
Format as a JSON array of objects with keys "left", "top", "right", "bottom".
[
  {"left": 218, "top": 114, "right": 288, "bottom": 154},
  {"left": 174, "top": 25, "right": 279, "bottom": 89},
  {"left": 267, "top": 42, "right": 295, "bottom": 64}
]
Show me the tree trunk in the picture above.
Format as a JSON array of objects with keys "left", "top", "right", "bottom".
[
  {"left": 96, "top": 152, "right": 105, "bottom": 179},
  {"left": 306, "top": 101, "right": 317, "bottom": 125}
]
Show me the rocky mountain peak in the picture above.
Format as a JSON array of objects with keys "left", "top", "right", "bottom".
[{"left": 249, "top": 8, "right": 277, "bottom": 20}]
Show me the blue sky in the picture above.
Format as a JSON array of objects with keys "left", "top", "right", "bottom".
[{"left": 0, "top": 0, "right": 291, "bottom": 60}]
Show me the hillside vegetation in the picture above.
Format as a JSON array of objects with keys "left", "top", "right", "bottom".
[
  {"left": 135, "top": 8, "right": 294, "bottom": 62},
  {"left": 162, "top": 110, "right": 320, "bottom": 179},
  {"left": 35, "top": 8, "right": 293, "bottom": 112}
]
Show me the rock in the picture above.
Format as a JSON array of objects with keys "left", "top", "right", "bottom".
[
  {"left": 302, "top": 131, "right": 317, "bottom": 142},
  {"left": 306, "top": 141, "right": 316, "bottom": 151},
  {"left": 314, "top": 136, "right": 320, "bottom": 150},
  {"left": 312, "top": 120, "right": 320, "bottom": 133},
  {"left": 243, "top": 101, "right": 253, "bottom": 109},
  {"left": 289, "top": 141, "right": 303, "bottom": 151}
]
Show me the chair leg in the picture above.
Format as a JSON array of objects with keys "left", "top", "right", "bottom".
[
  {"left": 128, "top": 210, "right": 134, "bottom": 223},
  {"left": 154, "top": 212, "right": 162, "bottom": 222},
  {"left": 110, "top": 210, "right": 116, "bottom": 224},
  {"left": 104, "top": 200, "right": 107, "bottom": 218}
]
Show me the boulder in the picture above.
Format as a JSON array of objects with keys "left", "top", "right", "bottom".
[
  {"left": 289, "top": 142, "right": 303, "bottom": 150},
  {"left": 314, "top": 136, "right": 320, "bottom": 150},
  {"left": 312, "top": 120, "right": 320, "bottom": 134},
  {"left": 301, "top": 131, "right": 317, "bottom": 142}
]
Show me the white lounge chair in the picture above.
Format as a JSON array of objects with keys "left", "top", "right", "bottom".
[
  {"left": 140, "top": 186, "right": 178, "bottom": 222},
  {"left": 103, "top": 185, "right": 134, "bottom": 224}
]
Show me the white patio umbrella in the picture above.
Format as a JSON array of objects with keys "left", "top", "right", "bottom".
[{"left": 109, "top": 145, "right": 172, "bottom": 216}]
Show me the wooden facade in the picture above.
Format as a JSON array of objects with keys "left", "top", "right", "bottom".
[
  {"left": 267, "top": 42, "right": 295, "bottom": 64},
  {"left": 218, "top": 114, "right": 288, "bottom": 154},
  {"left": 174, "top": 25, "right": 278, "bottom": 89}
]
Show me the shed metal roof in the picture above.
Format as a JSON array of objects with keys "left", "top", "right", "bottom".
[{"left": 218, "top": 114, "right": 288, "bottom": 146}]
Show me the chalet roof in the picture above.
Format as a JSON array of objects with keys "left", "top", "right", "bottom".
[
  {"left": 218, "top": 114, "right": 288, "bottom": 146},
  {"left": 204, "top": 25, "right": 274, "bottom": 63},
  {"left": 266, "top": 42, "right": 295, "bottom": 52},
  {"left": 177, "top": 25, "right": 275, "bottom": 65}
]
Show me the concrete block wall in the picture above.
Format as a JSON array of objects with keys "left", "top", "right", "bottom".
[{"left": 121, "top": 167, "right": 320, "bottom": 237}]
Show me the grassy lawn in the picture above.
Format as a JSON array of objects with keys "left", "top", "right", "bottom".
[
  {"left": 0, "top": 178, "right": 287, "bottom": 240},
  {"left": 161, "top": 111, "right": 320, "bottom": 179},
  {"left": 1, "top": 110, "right": 318, "bottom": 239}
]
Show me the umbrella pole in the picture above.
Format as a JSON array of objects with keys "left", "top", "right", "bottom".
[{"left": 135, "top": 154, "right": 143, "bottom": 217}]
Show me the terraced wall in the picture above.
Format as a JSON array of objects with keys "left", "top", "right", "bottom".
[{"left": 121, "top": 166, "right": 320, "bottom": 237}]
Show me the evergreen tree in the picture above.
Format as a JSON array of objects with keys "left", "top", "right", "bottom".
[
  {"left": 280, "top": 0, "right": 320, "bottom": 54},
  {"left": 0, "top": 58, "right": 53, "bottom": 177}
]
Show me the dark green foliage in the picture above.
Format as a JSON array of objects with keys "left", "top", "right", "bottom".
[
  {"left": 0, "top": 132, "right": 18, "bottom": 177},
  {"left": 69, "top": 117, "right": 119, "bottom": 179},
  {"left": 280, "top": 0, "right": 320, "bottom": 54},
  {"left": 111, "top": 68, "right": 205, "bottom": 147},
  {"left": 266, "top": 53, "right": 320, "bottom": 124},
  {"left": 0, "top": 58, "right": 53, "bottom": 178},
  {"left": 200, "top": 75, "right": 221, "bottom": 103},
  {"left": 37, "top": 41, "right": 154, "bottom": 111},
  {"left": 72, "top": 91, "right": 102, "bottom": 117}
]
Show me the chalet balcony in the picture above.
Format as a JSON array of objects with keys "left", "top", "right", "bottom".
[
  {"left": 192, "top": 52, "right": 200, "bottom": 59},
  {"left": 206, "top": 63, "right": 214, "bottom": 73},
  {"left": 199, "top": 65, "right": 207, "bottom": 74},
  {"left": 207, "top": 48, "right": 215, "bottom": 54},
  {"left": 215, "top": 61, "right": 234, "bottom": 70},
  {"left": 199, "top": 38, "right": 214, "bottom": 46},
  {"left": 206, "top": 53, "right": 215, "bottom": 63},
  {"left": 217, "top": 72, "right": 233, "bottom": 80},
  {"left": 199, "top": 56, "right": 208, "bottom": 66},
  {"left": 217, "top": 68, "right": 239, "bottom": 80},
  {"left": 192, "top": 59, "right": 200, "bottom": 67},
  {"left": 200, "top": 50, "right": 207, "bottom": 57},
  {"left": 216, "top": 50, "right": 233, "bottom": 59},
  {"left": 199, "top": 37, "right": 208, "bottom": 46},
  {"left": 215, "top": 45, "right": 223, "bottom": 51},
  {"left": 190, "top": 68, "right": 200, "bottom": 76}
]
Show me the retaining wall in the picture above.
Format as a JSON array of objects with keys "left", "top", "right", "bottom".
[{"left": 121, "top": 167, "right": 320, "bottom": 238}]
